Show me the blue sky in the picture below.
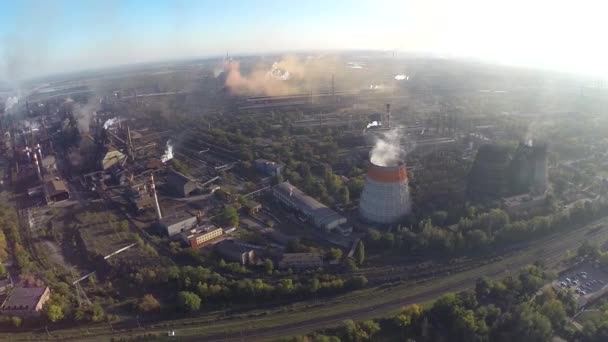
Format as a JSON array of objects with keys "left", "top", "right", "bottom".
[{"left": 1, "top": 0, "right": 608, "bottom": 80}]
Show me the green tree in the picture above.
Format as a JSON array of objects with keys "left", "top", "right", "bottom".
[
  {"left": 138, "top": 294, "right": 161, "bottom": 314},
  {"left": 264, "top": 259, "right": 274, "bottom": 275},
  {"left": 327, "top": 248, "right": 343, "bottom": 261},
  {"left": 44, "top": 304, "right": 64, "bottom": 323},
  {"left": 338, "top": 186, "right": 350, "bottom": 205},
  {"left": 177, "top": 291, "right": 201, "bottom": 312},
  {"left": 355, "top": 241, "right": 365, "bottom": 266},
  {"left": 223, "top": 205, "right": 239, "bottom": 227}
]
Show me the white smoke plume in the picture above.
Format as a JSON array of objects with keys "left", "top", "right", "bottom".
[
  {"left": 161, "top": 140, "right": 173, "bottom": 163},
  {"left": 366, "top": 121, "right": 380, "bottom": 129},
  {"left": 268, "top": 62, "right": 290, "bottom": 81},
  {"left": 370, "top": 128, "right": 402, "bottom": 167},
  {"left": 103, "top": 117, "right": 118, "bottom": 130},
  {"left": 394, "top": 74, "right": 409, "bottom": 81},
  {"left": 71, "top": 98, "right": 99, "bottom": 133},
  {"left": 5, "top": 96, "right": 19, "bottom": 111}
]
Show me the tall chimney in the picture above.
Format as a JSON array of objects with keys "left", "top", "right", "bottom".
[
  {"left": 33, "top": 152, "right": 42, "bottom": 181},
  {"left": 150, "top": 174, "right": 162, "bottom": 219}
]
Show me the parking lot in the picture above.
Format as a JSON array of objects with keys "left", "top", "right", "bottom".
[{"left": 557, "top": 263, "right": 608, "bottom": 298}]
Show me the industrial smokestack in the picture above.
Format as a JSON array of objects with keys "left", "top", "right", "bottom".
[
  {"left": 150, "top": 174, "right": 162, "bottom": 219},
  {"left": 36, "top": 143, "right": 42, "bottom": 159},
  {"left": 33, "top": 153, "right": 43, "bottom": 181},
  {"left": 359, "top": 160, "right": 411, "bottom": 224}
]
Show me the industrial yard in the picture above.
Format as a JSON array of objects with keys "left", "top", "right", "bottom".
[{"left": 0, "top": 49, "right": 608, "bottom": 341}]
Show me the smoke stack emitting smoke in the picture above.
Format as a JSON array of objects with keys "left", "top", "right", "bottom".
[
  {"left": 103, "top": 117, "right": 118, "bottom": 130},
  {"left": 370, "top": 128, "right": 403, "bottom": 167},
  {"left": 161, "top": 140, "right": 173, "bottom": 163}
]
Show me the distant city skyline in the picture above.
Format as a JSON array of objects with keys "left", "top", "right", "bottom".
[{"left": 1, "top": 0, "right": 607, "bottom": 82}]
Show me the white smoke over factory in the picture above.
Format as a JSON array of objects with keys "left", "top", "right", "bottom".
[
  {"left": 103, "top": 117, "right": 118, "bottom": 130},
  {"left": 370, "top": 128, "right": 402, "bottom": 167},
  {"left": 394, "top": 74, "right": 409, "bottom": 81},
  {"left": 161, "top": 140, "right": 174, "bottom": 163}
]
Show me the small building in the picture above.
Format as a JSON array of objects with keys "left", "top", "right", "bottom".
[
  {"left": 215, "top": 240, "right": 256, "bottom": 265},
  {"left": 279, "top": 253, "right": 323, "bottom": 269},
  {"left": 159, "top": 211, "right": 198, "bottom": 236},
  {"left": 166, "top": 169, "right": 198, "bottom": 198},
  {"left": 254, "top": 159, "right": 282, "bottom": 177},
  {"left": 44, "top": 180, "right": 70, "bottom": 203},
  {"left": 126, "top": 182, "right": 153, "bottom": 211},
  {"left": 273, "top": 182, "right": 347, "bottom": 231},
  {"left": 244, "top": 200, "right": 262, "bottom": 215},
  {"left": 181, "top": 225, "right": 224, "bottom": 249},
  {"left": 0, "top": 286, "right": 50, "bottom": 317}
]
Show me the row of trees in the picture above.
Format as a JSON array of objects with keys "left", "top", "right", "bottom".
[
  {"left": 285, "top": 264, "right": 583, "bottom": 342},
  {"left": 367, "top": 198, "right": 608, "bottom": 256},
  {"left": 126, "top": 264, "right": 367, "bottom": 312}
]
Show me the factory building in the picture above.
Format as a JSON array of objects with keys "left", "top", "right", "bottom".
[
  {"left": 159, "top": 211, "right": 198, "bottom": 236},
  {"left": 166, "top": 169, "right": 198, "bottom": 197},
  {"left": 181, "top": 226, "right": 224, "bottom": 249},
  {"left": 0, "top": 286, "right": 50, "bottom": 317},
  {"left": 43, "top": 180, "right": 70, "bottom": 203},
  {"left": 215, "top": 240, "right": 256, "bottom": 265},
  {"left": 254, "top": 159, "right": 282, "bottom": 177},
  {"left": 359, "top": 161, "right": 411, "bottom": 225},
  {"left": 279, "top": 253, "right": 323, "bottom": 269},
  {"left": 273, "top": 182, "right": 347, "bottom": 231}
]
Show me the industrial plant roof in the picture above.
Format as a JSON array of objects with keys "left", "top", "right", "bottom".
[
  {"left": 1, "top": 286, "right": 48, "bottom": 311},
  {"left": 274, "top": 182, "right": 345, "bottom": 225},
  {"left": 167, "top": 169, "right": 196, "bottom": 185},
  {"left": 44, "top": 180, "right": 68, "bottom": 196},
  {"left": 159, "top": 211, "right": 196, "bottom": 227}
]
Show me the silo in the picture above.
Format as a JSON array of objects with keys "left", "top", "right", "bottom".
[{"left": 359, "top": 160, "right": 411, "bottom": 224}]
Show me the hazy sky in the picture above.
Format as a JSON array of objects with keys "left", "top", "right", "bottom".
[{"left": 1, "top": 0, "right": 607, "bottom": 82}]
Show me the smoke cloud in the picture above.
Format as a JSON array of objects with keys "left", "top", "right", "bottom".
[
  {"left": 224, "top": 55, "right": 339, "bottom": 96},
  {"left": 370, "top": 128, "right": 403, "bottom": 167},
  {"left": 5, "top": 96, "right": 19, "bottom": 112},
  {"left": 161, "top": 140, "right": 174, "bottom": 163},
  {"left": 70, "top": 98, "right": 99, "bottom": 133}
]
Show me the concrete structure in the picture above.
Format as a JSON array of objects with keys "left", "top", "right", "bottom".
[
  {"left": 0, "top": 286, "right": 50, "bottom": 317},
  {"left": 100, "top": 147, "right": 126, "bottom": 170},
  {"left": 215, "top": 240, "right": 256, "bottom": 265},
  {"left": 159, "top": 211, "right": 197, "bottom": 236},
  {"left": 44, "top": 180, "right": 70, "bottom": 203},
  {"left": 254, "top": 159, "right": 282, "bottom": 177},
  {"left": 279, "top": 253, "right": 323, "bottom": 269},
  {"left": 166, "top": 169, "right": 197, "bottom": 197},
  {"left": 273, "top": 182, "right": 346, "bottom": 231},
  {"left": 510, "top": 142, "right": 548, "bottom": 194},
  {"left": 359, "top": 161, "right": 411, "bottom": 224},
  {"left": 181, "top": 226, "right": 223, "bottom": 249},
  {"left": 126, "top": 181, "right": 153, "bottom": 211}
]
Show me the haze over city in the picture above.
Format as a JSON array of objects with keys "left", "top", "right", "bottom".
[
  {"left": 2, "top": 0, "right": 608, "bottom": 81},
  {"left": 3, "top": 1, "right": 608, "bottom": 341}
]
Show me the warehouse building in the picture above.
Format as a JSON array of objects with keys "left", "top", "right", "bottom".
[
  {"left": 166, "top": 169, "right": 198, "bottom": 197},
  {"left": 0, "top": 286, "right": 50, "bottom": 317},
  {"left": 279, "top": 253, "right": 323, "bottom": 269},
  {"left": 273, "top": 182, "right": 346, "bottom": 231},
  {"left": 159, "top": 211, "right": 198, "bottom": 236},
  {"left": 215, "top": 240, "right": 256, "bottom": 265}
]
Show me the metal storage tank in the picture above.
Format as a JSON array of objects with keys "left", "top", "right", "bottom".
[{"left": 359, "top": 160, "right": 411, "bottom": 224}]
